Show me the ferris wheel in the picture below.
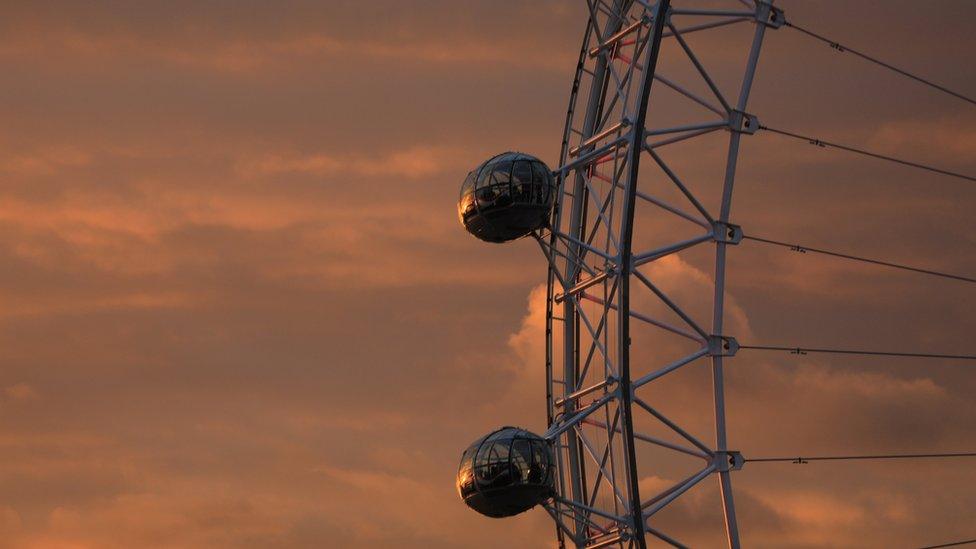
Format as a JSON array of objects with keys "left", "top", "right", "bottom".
[{"left": 455, "top": 1, "right": 976, "bottom": 547}]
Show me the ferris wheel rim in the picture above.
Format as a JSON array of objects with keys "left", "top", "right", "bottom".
[{"left": 540, "top": 1, "right": 777, "bottom": 547}]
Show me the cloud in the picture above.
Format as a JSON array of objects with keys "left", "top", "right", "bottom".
[
  {"left": 0, "top": 5, "right": 577, "bottom": 74},
  {"left": 3, "top": 384, "right": 38, "bottom": 402},
  {"left": 0, "top": 147, "right": 91, "bottom": 177},
  {"left": 869, "top": 118, "right": 976, "bottom": 160},
  {"left": 507, "top": 284, "right": 548, "bottom": 384},
  {"left": 237, "top": 145, "right": 467, "bottom": 179}
]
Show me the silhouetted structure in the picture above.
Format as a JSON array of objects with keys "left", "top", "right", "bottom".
[
  {"left": 458, "top": 152, "right": 555, "bottom": 243},
  {"left": 456, "top": 426, "right": 555, "bottom": 518}
]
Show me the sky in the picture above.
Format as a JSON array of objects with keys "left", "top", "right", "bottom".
[{"left": 0, "top": 1, "right": 974, "bottom": 547}]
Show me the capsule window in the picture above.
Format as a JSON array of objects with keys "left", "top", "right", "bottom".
[
  {"left": 476, "top": 162, "right": 493, "bottom": 190},
  {"left": 460, "top": 442, "right": 478, "bottom": 469},
  {"left": 460, "top": 171, "right": 477, "bottom": 199},
  {"left": 511, "top": 438, "right": 533, "bottom": 482},
  {"left": 477, "top": 463, "right": 512, "bottom": 490},
  {"left": 484, "top": 162, "right": 512, "bottom": 208},
  {"left": 531, "top": 161, "right": 550, "bottom": 205},
  {"left": 458, "top": 467, "right": 476, "bottom": 498},
  {"left": 530, "top": 440, "right": 549, "bottom": 483},
  {"left": 476, "top": 184, "right": 501, "bottom": 208},
  {"left": 487, "top": 439, "right": 510, "bottom": 462},
  {"left": 489, "top": 161, "right": 513, "bottom": 186},
  {"left": 458, "top": 193, "right": 477, "bottom": 220},
  {"left": 512, "top": 161, "right": 534, "bottom": 204}
]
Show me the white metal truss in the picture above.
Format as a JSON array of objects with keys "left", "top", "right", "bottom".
[{"left": 537, "top": 1, "right": 782, "bottom": 547}]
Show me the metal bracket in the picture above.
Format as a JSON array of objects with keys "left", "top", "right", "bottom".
[
  {"left": 728, "top": 110, "right": 760, "bottom": 134},
  {"left": 708, "top": 335, "right": 739, "bottom": 357},
  {"left": 756, "top": 1, "right": 785, "bottom": 29},
  {"left": 554, "top": 267, "right": 615, "bottom": 304},
  {"left": 554, "top": 376, "right": 617, "bottom": 408},
  {"left": 714, "top": 451, "right": 745, "bottom": 472},
  {"left": 712, "top": 222, "right": 743, "bottom": 244},
  {"left": 658, "top": 3, "right": 672, "bottom": 26}
]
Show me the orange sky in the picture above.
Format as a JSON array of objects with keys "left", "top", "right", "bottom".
[{"left": 0, "top": 1, "right": 975, "bottom": 548}]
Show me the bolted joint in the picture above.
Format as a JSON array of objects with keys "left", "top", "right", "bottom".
[
  {"left": 660, "top": 5, "right": 672, "bottom": 26},
  {"left": 714, "top": 451, "right": 745, "bottom": 472},
  {"left": 728, "top": 110, "right": 760, "bottom": 134},
  {"left": 712, "top": 221, "right": 743, "bottom": 244},
  {"left": 756, "top": 1, "right": 785, "bottom": 29},
  {"left": 708, "top": 335, "right": 739, "bottom": 357}
]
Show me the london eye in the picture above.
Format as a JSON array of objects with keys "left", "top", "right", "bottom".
[{"left": 455, "top": 1, "right": 976, "bottom": 548}]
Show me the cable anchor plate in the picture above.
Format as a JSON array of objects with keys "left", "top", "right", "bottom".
[
  {"left": 755, "top": 1, "right": 785, "bottom": 29},
  {"left": 729, "top": 110, "right": 760, "bottom": 134},
  {"left": 714, "top": 450, "right": 745, "bottom": 472},
  {"left": 708, "top": 335, "right": 739, "bottom": 357},
  {"left": 712, "top": 222, "right": 743, "bottom": 244}
]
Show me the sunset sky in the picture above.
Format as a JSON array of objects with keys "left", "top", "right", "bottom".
[{"left": 1, "top": 1, "right": 975, "bottom": 547}]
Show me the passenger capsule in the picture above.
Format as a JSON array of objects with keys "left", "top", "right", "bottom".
[
  {"left": 458, "top": 152, "right": 556, "bottom": 243},
  {"left": 456, "top": 426, "right": 555, "bottom": 518}
]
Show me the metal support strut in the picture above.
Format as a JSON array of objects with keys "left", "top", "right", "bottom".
[{"left": 543, "top": 1, "right": 778, "bottom": 547}]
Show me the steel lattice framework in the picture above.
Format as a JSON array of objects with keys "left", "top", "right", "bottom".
[{"left": 534, "top": 1, "right": 783, "bottom": 547}]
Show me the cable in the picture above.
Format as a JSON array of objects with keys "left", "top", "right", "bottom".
[
  {"left": 747, "top": 452, "right": 976, "bottom": 464},
  {"left": 783, "top": 21, "right": 976, "bottom": 108},
  {"left": 918, "top": 540, "right": 976, "bottom": 549},
  {"left": 728, "top": 17, "right": 975, "bottom": 549},
  {"left": 758, "top": 125, "right": 976, "bottom": 183},
  {"left": 739, "top": 345, "right": 976, "bottom": 361},
  {"left": 742, "top": 234, "right": 976, "bottom": 284}
]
